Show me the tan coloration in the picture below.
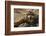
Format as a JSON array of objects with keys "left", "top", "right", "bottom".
[{"left": 14, "top": 9, "right": 39, "bottom": 26}]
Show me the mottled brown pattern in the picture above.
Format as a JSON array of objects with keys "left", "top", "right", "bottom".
[{"left": 14, "top": 9, "right": 39, "bottom": 27}]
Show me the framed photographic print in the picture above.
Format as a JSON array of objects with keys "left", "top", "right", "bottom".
[{"left": 5, "top": 1, "right": 45, "bottom": 35}]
